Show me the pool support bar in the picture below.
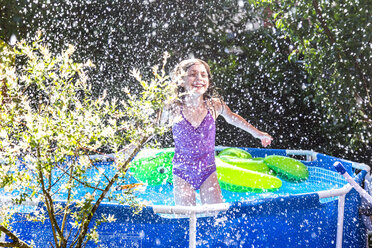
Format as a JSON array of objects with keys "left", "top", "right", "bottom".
[{"left": 334, "top": 161, "right": 372, "bottom": 204}]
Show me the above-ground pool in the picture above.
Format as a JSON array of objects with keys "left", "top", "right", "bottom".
[{"left": 1, "top": 147, "right": 369, "bottom": 248}]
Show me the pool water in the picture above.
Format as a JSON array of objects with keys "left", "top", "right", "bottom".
[
  {"left": 129, "top": 165, "right": 347, "bottom": 206},
  {"left": 53, "top": 160, "right": 346, "bottom": 207},
  {"left": 0, "top": 160, "right": 347, "bottom": 213}
]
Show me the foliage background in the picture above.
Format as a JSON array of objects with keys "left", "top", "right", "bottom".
[
  {"left": 0, "top": 32, "right": 176, "bottom": 247},
  {"left": 1, "top": 0, "right": 370, "bottom": 164}
]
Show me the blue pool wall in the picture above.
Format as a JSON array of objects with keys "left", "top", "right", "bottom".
[
  {"left": 8, "top": 189, "right": 365, "bottom": 247},
  {"left": 6, "top": 148, "right": 367, "bottom": 247}
]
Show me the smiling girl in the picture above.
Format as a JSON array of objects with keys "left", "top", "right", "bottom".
[{"left": 160, "top": 58, "right": 273, "bottom": 206}]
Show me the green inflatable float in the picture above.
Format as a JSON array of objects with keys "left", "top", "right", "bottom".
[
  {"left": 131, "top": 147, "right": 308, "bottom": 191},
  {"left": 218, "top": 155, "right": 274, "bottom": 175},
  {"left": 130, "top": 148, "right": 174, "bottom": 185},
  {"left": 218, "top": 147, "right": 274, "bottom": 175},
  {"left": 216, "top": 157, "right": 282, "bottom": 192},
  {"left": 263, "top": 155, "right": 309, "bottom": 183},
  {"left": 218, "top": 147, "right": 252, "bottom": 159}
]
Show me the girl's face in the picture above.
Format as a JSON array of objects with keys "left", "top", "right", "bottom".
[{"left": 182, "top": 63, "right": 210, "bottom": 96}]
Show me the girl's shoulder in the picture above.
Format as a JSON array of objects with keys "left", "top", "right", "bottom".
[{"left": 206, "top": 97, "right": 225, "bottom": 117}]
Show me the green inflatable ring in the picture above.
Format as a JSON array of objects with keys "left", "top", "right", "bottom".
[
  {"left": 218, "top": 155, "right": 275, "bottom": 175},
  {"left": 216, "top": 157, "right": 282, "bottom": 192},
  {"left": 263, "top": 155, "right": 309, "bottom": 183},
  {"left": 218, "top": 147, "right": 252, "bottom": 159},
  {"left": 130, "top": 148, "right": 174, "bottom": 185}
]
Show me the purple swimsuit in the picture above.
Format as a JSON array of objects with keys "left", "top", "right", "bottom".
[{"left": 172, "top": 107, "right": 216, "bottom": 190}]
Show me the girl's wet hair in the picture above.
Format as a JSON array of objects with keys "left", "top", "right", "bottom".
[{"left": 172, "top": 58, "right": 219, "bottom": 100}]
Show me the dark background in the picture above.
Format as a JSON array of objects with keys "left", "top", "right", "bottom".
[{"left": 1, "top": 0, "right": 370, "bottom": 165}]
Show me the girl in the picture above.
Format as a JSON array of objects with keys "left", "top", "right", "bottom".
[{"left": 160, "top": 58, "right": 273, "bottom": 206}]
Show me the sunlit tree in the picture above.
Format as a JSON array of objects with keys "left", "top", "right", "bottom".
[{"left": 0, "top": 33, "right": 175, "bottom": 248}]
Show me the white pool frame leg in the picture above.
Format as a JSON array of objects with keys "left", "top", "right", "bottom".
[
  {"left": 152, "top": 204, "right": 230, "bottom": 248},
  {"left": 336, "top": 194, "right": 346, "bottom": 248},
  {"left": 189, "top": 212, "right": 197, "bottom": 248}
]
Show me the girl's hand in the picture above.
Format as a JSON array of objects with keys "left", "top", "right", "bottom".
[{"left": 259, "top": 133, "right": 273, "bottom": 147}]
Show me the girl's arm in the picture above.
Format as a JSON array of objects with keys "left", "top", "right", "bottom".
[{"left": 216, "top": 99, "right": 273, "bottom": 147}]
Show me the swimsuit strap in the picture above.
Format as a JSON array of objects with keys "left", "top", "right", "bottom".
[
  {"left": 205, "top": 98, "right": 217, "bottom": 120},
  {"left": 180, "top": 104, "right": 185, "bottom": 119}
]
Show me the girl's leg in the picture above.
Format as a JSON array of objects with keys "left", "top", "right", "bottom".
[
  {"left": 173, "top": 174, "right": 196, "bottom": 206},
  {"left": 199, "top": 172, "right": 223, "bottom": 205}
]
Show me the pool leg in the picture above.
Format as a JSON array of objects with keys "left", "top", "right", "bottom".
[
  {"left": 336, "top": 194, "right": 346, "bottom": 248},
  {"left": 189, "top": 212, "right": 197, "bottom": 248}
]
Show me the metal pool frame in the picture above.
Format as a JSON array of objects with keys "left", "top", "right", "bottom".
[{"left": 1, "top": 147, "right": 370, "bottom": 248}]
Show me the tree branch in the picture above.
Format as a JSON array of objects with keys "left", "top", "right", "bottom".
[
  {"left": 54, "top": 164, "right": 105, "bottom": 192},
  {"left": 37, "top": 151, "right": 65, "bottom": 247},
  {"left": 74, "top": 134, "right": 151, "bottom": 247},
  {"left": 0, "top": 225, "right": 31, "bottom": 248},
  {"left": 60, "top": 165, "right": 74, "bottom": 247},
  {"left": 312, "top": 0, "right": 336, "bottom": 44}
]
